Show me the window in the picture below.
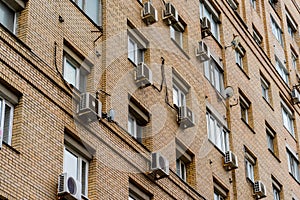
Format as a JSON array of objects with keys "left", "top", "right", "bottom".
[
  {"left": 170, "top": 25, "right": 183, "bottom": 47},
  {"left": 176, "top": 142, "right": 194, "bottom": 184},
  {"left": 253, "top": 26, "right": 263, "bottom": 46},
  {"left": 291, "top": 51, "right": 298, "bottom": 69},
  {"left": 172, "top": 72, "right": 189, "bottom": 108},
  {"left": 281, "top": 101, "right": 294, "bottom": 136},
  {"left": 0, "top": 97, "right": 14, "bottom": 146},
  {"left": 176, "top": 159, "right": 187, "bottom": 181},
  {"left": 63, "top": 146, "right": 89, "bottom": 196},
  {"left": 266, "top": 124, "right": 277, "bottom": 155},
  {"left": 72, "top": 0, "right": 101, "bottom": 25},
  {"left": 128, "top": 98, "right": 149, "bottom": 143},
  {"left": 245, "top": 150, "right": 256, "bottom": 183},
  {"left": 239, "top": 94, "right": 251, "bottom": 125},
  {"left": 206, "top": 110, "right": 229, "bottom": 153},
  {"left": 204, "top": 58, "right": 224, "bottom": 92},
  {"left": 128, "top": 36, "right": 144, "bottom": 65},
  {"left": 63, "top": 54, "right": 88, "bottom": 93},
  {"left": 269, "top": 0, "right": 277, "bottom": 8},
  {"left": 0, "top": 1, "right": 21, "bottom": 34},
  {"left": 287, "top": 148, "right": 300, "bottom": 182},
  {"left": 127, "top": 27, "right": 147, "bottom": 66},
  {"left": 235, "top": 44, "right": 245, "bottom": 70},
  {"left": 250, "top": 0, "right": 256, "bottom": 9},
  {"left": 129, "top": 182, "right": 151, "bottom": 200},
  {"left": 213, "top": 179, "right": 228, "bottom": 200},
  {"left": 261, "top": 75, "right": 270, "bottom": 102},
  {"left": 271, "top": 16, "right": 283, "bottom": 46},
  {"left": 0, "top": 84, "right": 18, "bottom": 149},
  {"left": 272, "top": 177, "right": 282, "bottom": 200},
  {"left": 275, "top": 57, "right": 289, "bottom": 84},
  {"left": 199, "top": 1, "right": 220, "bottom": 41},
  {"left": 286, "top": 11, "right": 297, "bottom": 39}
]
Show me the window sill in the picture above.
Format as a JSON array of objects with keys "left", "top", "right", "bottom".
[
  {"left": 1, "top": 142, "right": 20, "bottom": 154},
  {"left": 210, "top": 34, "right": 223, "bottom": 49},
  {"left": 208, "top": 139, "right": 225, "bottom": 156},
  {"left": 241, "top": 118, "right": 256, "bottom": 134},
  {"left": 246, "top": 177, "right": 254, "bottom": 185},
  {"left": 170, "top": 38, "right": 190, "bottom": 60},
  {"left": 137, "top": 0, "right": 143, "bottom": 6},
  {"left": 233, "top": 10, "right": 248, "bottom": 30},
  {"left": 128, "top": 58, "right": 138, "bottom": 67},
  {"left": 82, "top": 195, "right": 90, "bottom": 200},
  {"left": 236, "top": 64, "right": 250, "bottom": 80},
  {"left": 262, "top": 97, "right": 274, "bottom": 111},
  {"left": 268, "top": 149, "right": 281, "bottom": 163}
]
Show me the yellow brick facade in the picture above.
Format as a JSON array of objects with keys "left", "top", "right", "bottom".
[{"left": 0, "top": 0, "right": 300, "bottom": 199}]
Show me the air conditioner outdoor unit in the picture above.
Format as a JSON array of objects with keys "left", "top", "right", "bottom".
[
  {"left": 163, "top": 2, "right": 178, "bottom": 25},
  {"left": 135, "top": 62, "right": 153, "bottom": 88},
  {"left": 178, "top": 106, "right": 195, "bottom": 129},
  {"left": 58, "top": 173, "right": 81, "bottom": 200},
  {"left": 77, "top": 92, "right": 102, "bottom": 122},
  {"left": 201, "top": 17, "right": 212, "bottom": 37},
  {"left": 151, "top": 152, "right": 170, "bottom": 177},
  {"left": 254, "top": 180, "right": 267, "bottom": 198},
  {"left": 196, "top": 41, "right": 210, "bottom": 62},
  {"left": 227, "top": 0, "right": 238, "bottom": 10},
  {"left": 224, "top": 151, "right": 238, "bottom": 170},
  {"left": 292, "top": 88, "right": 300, "bottom": 104},
  {"left": 141, "top": 2, "right": 158, "bottom": 25}
]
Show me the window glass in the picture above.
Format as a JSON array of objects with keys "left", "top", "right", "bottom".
[
  {"left": 0, "top": 1, "right": 15, "bottom": 33},
  {"left": 85, "top": 0, "right": 99, "bottom": 24},
  {"left": 64, "top": 59, "right": 77, "bottom": 87},
  {"left": 245, "top": 159, "right": 254, "bottom": 182},
  {"left": 64, "top": 149, "right": 79, "bottom": 179}
]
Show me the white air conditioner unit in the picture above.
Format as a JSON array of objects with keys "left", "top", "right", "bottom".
[
  {"left": 224, "top": 151, "right": 238, "bottom": 170},
  {"left": 292, "top": 88, "right": 300, "bottom": 104},
  {"left": 227, "top": 0, "right": 238, "bottom": 10},
  {"left": 141, "top": 2, "right": 158, "bottom": 25},
  {"left": 135, "top": 62, "right": 153, "bottom": 88},
  {"left": 163, "top": 2, "right": 178, "bottom": 25},
  {"left": 178, "top": 106, "right": 195, "bottom": 129},
  {"left": 196, "top": 41, "right": 210, "bottom": 62},
  {"left": 58, "top": 173, "right": 81, "bottom": 200},
  {"left": 151, "top": 152, "right": 169, "bottom": 177},
  {"left": 77, "top": 93, "right": 102, "bottom": 122},
  {"left": 201, "top": 17, "right": 212, "bottom": 37},
  {"left": 254, "top": 180, "right": 267, "bottom": 198}
]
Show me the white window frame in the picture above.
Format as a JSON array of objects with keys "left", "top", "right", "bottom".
[
  {"left": 63, "top": 146, "right": 89, "bottom": 196},
  {"left": 287, "top": 148, "right": 300, "bottom": 182},
  {"left": 261, "top": 76, "right": 270, "bottom": 102},
  {"left": 286, "top": 11, "right": 297, "bottom": 39},
  {"left": 291, "top": 51, "right": 297, "bottom": 69},
  {"left": 250, "top": 0, "right": 256, "bottom": 10},
  {"left": 273, "top": 184, "right": 281, "bottom": 200},
  {"left": 214, "top": 192, "right": 225, "bottom": 200},
  {"left": 170, "top": 26, "right": 183, "bottom": 48},
  {"left": 199, "top": 1, "right": 220, "bottom": 41},
  {"left": 206, "top": 111, "right": 229, "bottom": 153},
  {"left": 128, "top": 114, "right": 142, "bottom": 140},
  {"left": 235, "top": 50, "right": 243, "bottom": 69},
  {"left": 172, "top": 72, "right": 189, "bottom": 108},
  {"left": 240, "top": 96, "right": 250, "bottom": 124},
  {"left": 204, "top": 58, "right": 224, "bottom": 92},
  {"left": 72, "top": 0, "right": 101, "bottom": 25},
  {"left": 0, "top": 97, "right": 14, "bottom": 146},
  {"left": 0, "top": 1, "right": 18, "bottom": 34},
  {"left": 275, "top": 57, "right": 289, "bottom": 84},
  {"left": 245, "top": 157, "right": 255, "bottom": 182},
  {"left": 176, "top": 159, "right": 187, "bottom": 181},
  {"left": 271, "top": 16, "right": 283, "bottom": 46},
  {"left": 253, "top": 29, "right": 262, "bottom": 45},
  {"left": 281, "top": 101, "right": 294, "bottom": 136},
  {"left": 63, "top": 54, "right": 88, "bottom": 92},
  {"left": 266, "top": 126, "right": 275, "bottom": 153},
  {"left": 128, "top": 36, "right": 145, "bottom": 66}
]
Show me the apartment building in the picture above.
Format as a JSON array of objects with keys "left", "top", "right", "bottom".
[{"left": 0, "top": 0, "right": 300, "bottom": 199}]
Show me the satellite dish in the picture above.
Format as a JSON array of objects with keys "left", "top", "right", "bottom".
[{"left": 222, "top": 86, "right": 234, "bottom": 99}]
